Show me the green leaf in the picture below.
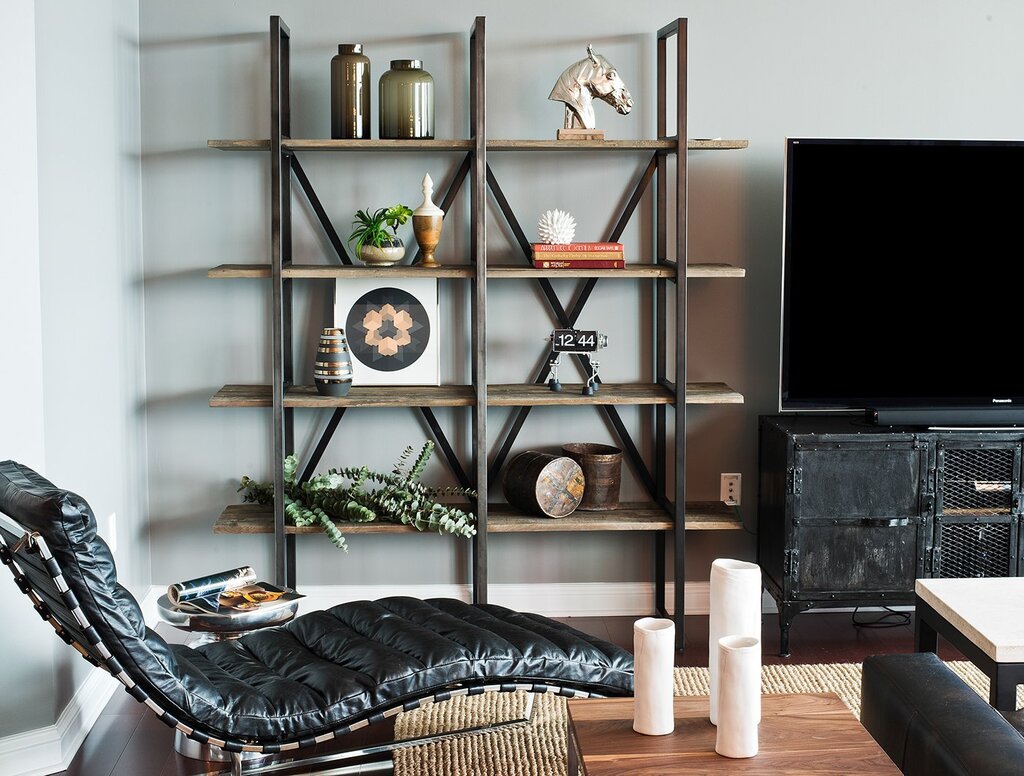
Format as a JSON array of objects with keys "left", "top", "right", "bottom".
[{"left": 237, "top": 443, "right": 478, "bottom": 552}]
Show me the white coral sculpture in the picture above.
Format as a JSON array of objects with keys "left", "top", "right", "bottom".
[{"left": 537, "top": 209, "right": 577, "bottom": 244}]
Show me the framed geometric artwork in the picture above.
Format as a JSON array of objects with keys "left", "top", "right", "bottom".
[{"left": 333, "top": 277, "right": 440, "bottom": 386}]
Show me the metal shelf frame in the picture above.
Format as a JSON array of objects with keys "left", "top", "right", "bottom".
[{"left": 231, "top": 14, "right": 737, "bottom": 650}]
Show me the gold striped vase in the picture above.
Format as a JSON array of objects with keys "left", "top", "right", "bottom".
[{"left": 314, "top": 327, "right": 354, "bottom": 397}]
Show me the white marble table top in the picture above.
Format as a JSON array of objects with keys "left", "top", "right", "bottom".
[{"left": 916, "top": 577, "right": 1024, "bottom": 662}]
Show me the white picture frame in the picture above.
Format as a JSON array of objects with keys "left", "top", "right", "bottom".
[{"left": 333, "top": 277, "right": 440, "bottom": 386}]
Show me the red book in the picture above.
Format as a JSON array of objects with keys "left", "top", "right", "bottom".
[
  {"left": 532, "top": 258, "right": 624, "bottom": 269},
  {"left": 532, "top": 242, "right": 624, "bottom": 252},
  {"left": 531, "top": 251, "right": 625, "bottom": 260}
]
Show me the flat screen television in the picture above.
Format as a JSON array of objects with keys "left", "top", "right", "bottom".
[{"left": 780, "top": 137, "right": 1024, "bottom": 426}]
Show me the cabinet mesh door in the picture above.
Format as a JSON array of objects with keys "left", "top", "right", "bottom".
[
  {"left": 935, "top": 447, "right": 1016, "bottom": 577},
  {"left": 935, "top": 522, "right": 1012, "bottom": 578},
  {"left": 939, "top": 448, "right": 1014, "bottom": 516}
]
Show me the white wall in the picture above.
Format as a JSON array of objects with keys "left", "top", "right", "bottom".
[
  {"left": 137, "top": 0, "right": 1024, "bottom": 593},
  {"left": 0, "top": 0, "right": 58, "bottom": 741},
  {"left": 0, "top": 0, "right": 148, "bottom": 757}
]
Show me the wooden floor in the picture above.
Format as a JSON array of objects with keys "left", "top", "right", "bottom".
[{"left": 57, "top": 611, "right": 962, "bottom": 776}]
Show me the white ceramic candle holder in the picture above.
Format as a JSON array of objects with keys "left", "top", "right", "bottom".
[
  {"left": 708, "top": 558, "right": 762, "bottom": 725},
  {"left": 715, "top": 635, "right": 761, "bottom": 758},
  {"left": 632, "top": 617, "right": 675, "bottom": 736}
]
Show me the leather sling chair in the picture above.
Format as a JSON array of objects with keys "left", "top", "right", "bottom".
[{"left": 0, "top": 461, "right": 634, "bottom": 775}]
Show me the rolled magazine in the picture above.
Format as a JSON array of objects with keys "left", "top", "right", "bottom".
[{"left": 167, "top": 566, "right": 302, "bottom": 614}]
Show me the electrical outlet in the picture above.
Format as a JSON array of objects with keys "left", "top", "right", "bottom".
[{"left": 720, "top": 473, "right": 741, "bottom": 506}]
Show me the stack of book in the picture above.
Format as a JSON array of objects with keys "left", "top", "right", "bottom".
[{"left": 531, "top": 241, "right": 625, "bottom": 269}]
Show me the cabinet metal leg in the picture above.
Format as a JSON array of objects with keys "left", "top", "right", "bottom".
[{"left": 779, "top": 602, "right": 807, "bottom": 658}]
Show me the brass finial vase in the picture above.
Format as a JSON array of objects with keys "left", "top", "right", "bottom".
[{"left": 412, "top": 173, "right": 444, "bottom": 267}]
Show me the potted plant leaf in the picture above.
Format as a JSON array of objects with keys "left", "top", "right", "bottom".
[{"left": 348, "top": 204, "right": 413, "bottom": 266}]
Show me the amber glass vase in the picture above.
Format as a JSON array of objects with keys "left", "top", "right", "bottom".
[{"left": 331, "top": 44, "right": 370, "bottom": 139}]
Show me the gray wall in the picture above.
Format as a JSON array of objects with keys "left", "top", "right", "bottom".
[
  {"left": 0, "top": 0, "right": 147, "bottom": 741},
  {"left": 139, "top": 0, "right": 1024, "bottom": 593},
  {"left": 3, "top": 0, "right": 1023, "bottom": 750}
]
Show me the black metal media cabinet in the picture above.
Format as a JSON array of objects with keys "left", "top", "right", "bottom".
[{"left": 759, "top": 414, "right": 1024, "bottom": 656}]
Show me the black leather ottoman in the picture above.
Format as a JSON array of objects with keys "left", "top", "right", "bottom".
[{"left": 862, "top": 652, "right": 1024, "bottom": 776}]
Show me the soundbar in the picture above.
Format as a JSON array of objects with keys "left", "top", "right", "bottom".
[{"left": 868, "top": 407, "right": 1024, "bottom": 428}]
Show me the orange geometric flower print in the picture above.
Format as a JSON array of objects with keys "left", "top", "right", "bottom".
[{"left": 363, "top": 303, "right": 415, "bottom": 357}]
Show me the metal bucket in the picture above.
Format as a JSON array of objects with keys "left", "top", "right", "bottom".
[
  {"left": 561, "top": 443, "right": 623, "bottom": 511},
  {"left": 502, "top": 451, "right": 585, "bottom": 518}
]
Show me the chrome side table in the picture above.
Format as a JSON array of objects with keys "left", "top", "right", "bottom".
[{"left": 158, "top": 589, "right": 301, "bottom": 762}]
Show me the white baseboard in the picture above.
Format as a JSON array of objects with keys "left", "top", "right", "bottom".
[{"left": 0, "top": 666, "right": 117, "bottom": 776}]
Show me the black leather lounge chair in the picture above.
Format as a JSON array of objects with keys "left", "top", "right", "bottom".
[{"left": 0, "top": 460, "right": 633, "bottom": 774}]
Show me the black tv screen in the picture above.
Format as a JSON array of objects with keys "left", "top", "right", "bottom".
[{"left": 781, "top": 137, "right": 1024, "bottom": 425}]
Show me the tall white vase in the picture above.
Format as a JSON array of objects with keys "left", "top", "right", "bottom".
[
  {"left": 708, "top": 558, "right": 762, "bottom": 725},
  {"left": 632, "top": 617, "right": 675, "bottom": 735},
  {"left": 715, "top": 635, "right": 761, "bottom": 758}
]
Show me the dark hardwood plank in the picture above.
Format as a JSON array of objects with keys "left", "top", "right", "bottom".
[
  {"left": 595, "top": 612, "right": 968, "bottom": 667},
  {"left": 61, "top": 713, "right": 139, "bottom": 776},
  {"left": 108, "top": 713, "right": 177, "bottom": 776}
]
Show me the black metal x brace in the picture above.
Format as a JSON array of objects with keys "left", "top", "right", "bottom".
[
  {"left": 290, "top": 153, "right": 476, "bottom": 490},
  {"left": 484, "top": 155, "right": 662, "bottom": 500},
  {"left": 288, "top": 150, "right": 667, "bottom": 513}
]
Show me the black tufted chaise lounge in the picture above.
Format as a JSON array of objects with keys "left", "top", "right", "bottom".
[{"left": 0, "top": 461, "right": 633, "bottom": 774}]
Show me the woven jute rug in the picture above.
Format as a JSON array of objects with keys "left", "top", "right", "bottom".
[{"left": 392, "top": 660, "right": 1022, "bottom": 776}]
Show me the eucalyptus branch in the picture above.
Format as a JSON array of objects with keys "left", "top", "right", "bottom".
[{"left": 237, "top": 441, "right": 477, "bottom": 551}]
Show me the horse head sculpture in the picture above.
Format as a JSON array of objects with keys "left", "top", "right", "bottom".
[{"left": 549, "top": 44, "right": 633, "bottom": 130}]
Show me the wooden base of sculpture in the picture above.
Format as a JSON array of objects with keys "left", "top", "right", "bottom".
[{"left": 557, "top": 128, "right": 605, "bottom": 141}]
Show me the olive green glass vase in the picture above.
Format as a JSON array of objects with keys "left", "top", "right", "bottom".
[{"left": 379, "top": 59, "right": 434, "bottom": 139}]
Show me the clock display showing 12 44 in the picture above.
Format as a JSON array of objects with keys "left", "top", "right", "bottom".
[
  {"left": 550, "top": 328, "right": 608, "bottom": 353},
  {"left": 547, "top": 328, "right": 608, "bottom": 394}
]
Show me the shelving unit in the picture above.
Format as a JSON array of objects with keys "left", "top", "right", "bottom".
[{"left": 208, "top": 15, "right": 746, "bottom": 648}]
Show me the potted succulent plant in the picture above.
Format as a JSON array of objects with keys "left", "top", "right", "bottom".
[{"left": 348, "top": 204, "right": 413, "bottom": 266}]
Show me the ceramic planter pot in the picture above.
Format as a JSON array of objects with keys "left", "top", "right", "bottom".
[{"left": 358, "top": 238, "right": 405, "bottom": 266}]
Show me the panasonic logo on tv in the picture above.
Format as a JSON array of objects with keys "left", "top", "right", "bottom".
[{"left": 993, "top": 398, "right": 1013, "bottom": 404}]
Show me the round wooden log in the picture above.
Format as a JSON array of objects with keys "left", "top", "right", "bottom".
[{"left": 502, "top": 451, "right": 585, "bottom": 518}]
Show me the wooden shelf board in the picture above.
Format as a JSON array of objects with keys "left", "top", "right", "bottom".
[
  {"left": 487, "top": 501, "right": 742, "bottom": 532},
  {"left": 209, "top": 138, "right": 749, "bottom": 153},
  {"left": 488, "top": 139, "right": 748, "bottom": 151},
  {"left": 488, "top": 139, "right": 677, "bottom": 151},
  {"left": 208, "top": 139, "right": 473, "bottom": 152},
  {"left": 214, "top": 501, "right": 741, "bottom": 535},
  {"left": 208, "top": 263, "right": 474, "bottom": 279},
  {"left": 211, "top": 382, "right": 742, "bottom": 408},
  {"left": 689, "top": 139, "right": 749, "bottom": 150},
  {"left": 685, "top": 382, "right": 744, "bottom": 404},
  {"left": 210, "top": 384, "right": 475, "bottom": 408},
  {"left": 490, "top": 382, "right": 742, "bottom": 406},
  {"left": 209, "top": 262, "right": 743, "bottom": 280},
  {"left": 682, "top": 262, "right": 746, "bottom": 278},
  {"left": 488, "top": 263, "right": 676, "bottom": 279},
  {"left": 489, "top": 383, "right": 674, "bottom": 406},
  {"left": 214, "top": 504, "right": 425, "bottom": 534}
]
